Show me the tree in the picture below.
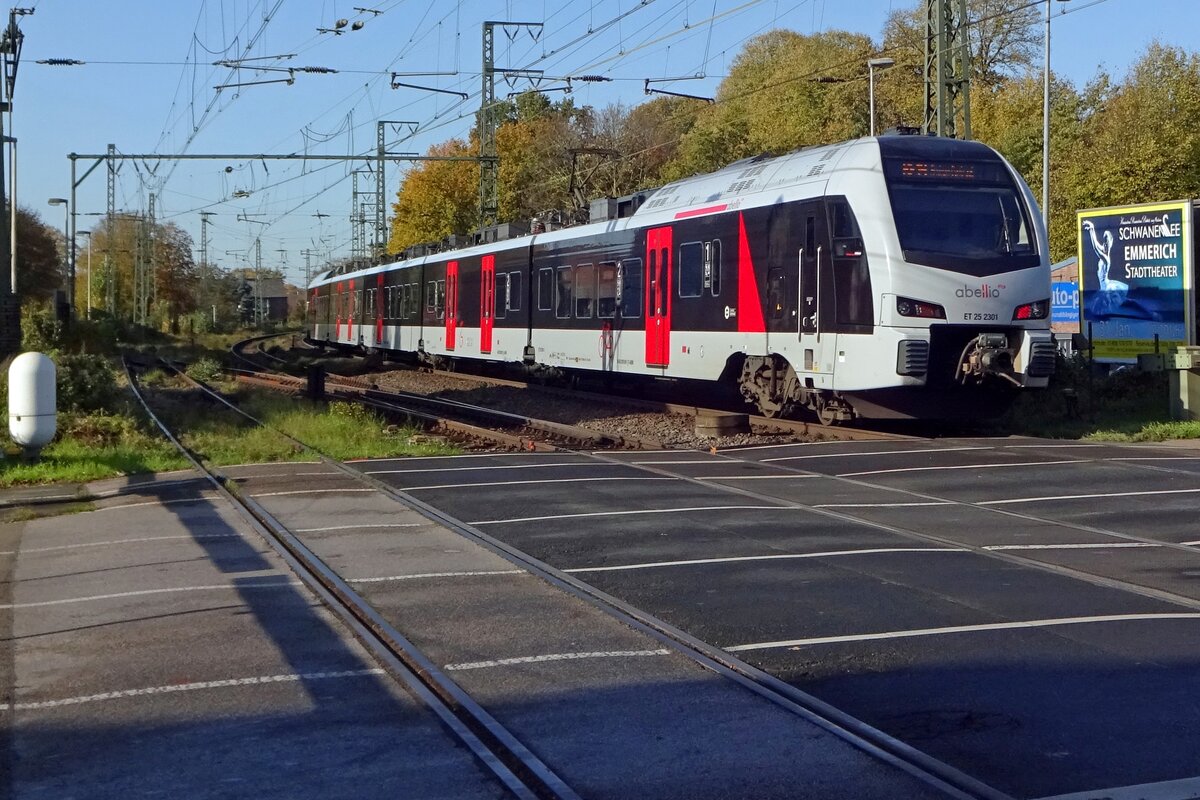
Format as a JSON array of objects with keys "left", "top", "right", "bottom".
[
  {"left": 387, "top": 138, "right": 479, "bottom": 253},
  {"left": 13, "top": 206, "right": 62, "bottom": 304}
]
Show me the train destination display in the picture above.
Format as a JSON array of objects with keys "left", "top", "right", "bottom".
[{"left": 1077, "top": 200, "right": 1194, "bottom": 363}]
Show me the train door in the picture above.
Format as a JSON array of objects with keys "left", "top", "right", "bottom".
[
  {"left": 797, "top": 202, "right": 832, "bottom": 374},
  {"left": 480, "top": 255, "right": 495, "bottom": 354},
  {"left": 446, "top": 260, "right": 459, "bottom": 351},
  {"left": 645, "top": 226, "right": 672, "bottom": 368},
  {"left": 375, "top": 274, "right": 385, "bottom": 346}
]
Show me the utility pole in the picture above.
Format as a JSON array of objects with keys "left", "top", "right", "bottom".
[
  {"left": 480, "top": 21, "right": 542, "bottom": 229},
  {"left": 923, "top": 0, "right": 971, "bottom": 139},
  {"left": 104, "top": 143, "right": 116, "bottom": 314},
  {"left": 199, "top": 210, "right": 214, "bottom": 312},
  {"left": 0, "top": 7, "right": 28, "bottom": 353},
  {"left": 254, "top": 238, "right": 263, "bottom": 327}
]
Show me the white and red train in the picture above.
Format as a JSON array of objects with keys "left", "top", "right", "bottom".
[{"left": 307, "top": 133, "right": 1055, "bottom": 422}]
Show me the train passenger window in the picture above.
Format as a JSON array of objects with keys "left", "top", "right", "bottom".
[
  {"left": 597, "top": 262, "right": 617, "bottom": 318},
  {"left": 538, "top": 268, "right": 554, "bottom": 311},
  {"left": 426, "top": 282, "right": 436, "bottom": 313},
  {"left": 711, "top": 239, "right": 722, "bottom": 296},
  {"left": 495, "top": 275, "right": 507, "bottom": 320},
  {"left": 366, "top": 289, "right": 375, "bottom": 320},
  {"left": 508, "top": 272, "right": 522, "bottom": 311},
  {"left": 619, "top": 258, "right": 642, "bottom": 318},
  {"left": 435, "top": 280, "right": 446, "bottom": 319},
  {"left": 575, "top": 264, "right": 595, "bottom": 318},
  {"left": 678, "top": 242, "right": 704, "bottom": 298},
  {"left": 556, "top": 266, "right": 574, "bottom": 319}
]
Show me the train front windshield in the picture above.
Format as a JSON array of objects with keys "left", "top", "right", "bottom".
[{"left": 884, "top": 156, "right": 1040, "bottom": 277}]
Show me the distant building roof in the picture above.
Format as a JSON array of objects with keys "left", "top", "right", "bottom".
[{"left": 244, "top": 277, "right": 289, "bottom": 298}]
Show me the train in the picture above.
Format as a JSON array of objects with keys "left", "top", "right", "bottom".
[{"left": 307, "top": 132, "right": 1056, "bottom": 423}]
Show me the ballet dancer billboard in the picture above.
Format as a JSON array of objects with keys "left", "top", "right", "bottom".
[{"left": 1077, "top": 200, "right": 1194, "bottom": 363}]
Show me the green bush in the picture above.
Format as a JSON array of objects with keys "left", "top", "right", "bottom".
[
  {"left": 56, "top": 354, "right": 118, "bottom": 413},
  {"left": 186, "top": 356, "right": 223, "bottom": 384},
  {"left": 21, "top": 305, "right": 63, "bottom": 353}
]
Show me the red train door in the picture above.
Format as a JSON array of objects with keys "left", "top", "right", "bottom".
[
  {"left": 645, "top": 226, "right": 672, "bottom": 367},
  {"left": 335, "top": 280, "right": 344, "bottom": 339},
  {"left": 480, "top": 255, "right": 495, "bottom": 354},
  {"left": 375, "top": 274, "right": 385, "bottom": 345},
  {"left": 446, "top": 260, "right": 459, "bottom": 351}
]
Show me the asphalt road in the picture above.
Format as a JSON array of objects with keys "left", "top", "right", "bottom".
[{"left": 353, "top": 437, "right": 1200, "bottom": 800}]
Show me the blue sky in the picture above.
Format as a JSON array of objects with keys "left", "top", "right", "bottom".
[{"left": 15, "top": 0, "right": 1197, "bottom": 286}]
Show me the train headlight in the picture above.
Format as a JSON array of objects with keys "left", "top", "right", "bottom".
[
  {"left": 896, "top": 296, "right": 945, "bottom": 319},
  {"left": 1012, "top": 299, "right": 1049, "bottom": 321}
]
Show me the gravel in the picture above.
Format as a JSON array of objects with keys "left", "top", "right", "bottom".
[{"left": 357, "top": 365, "right": 801, "bottom": 450}]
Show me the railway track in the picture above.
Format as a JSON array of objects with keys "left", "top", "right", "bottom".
[
  {"left": 124, "top": 352, "right": 994, "bottom": 800},
  {"left": 122, "top": 355, "right": 579, "bottom": 800},
  {"left": 229, "top": 335, "right": 913, "bottom": 447}
]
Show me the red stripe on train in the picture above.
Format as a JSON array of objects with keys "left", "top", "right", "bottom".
[{"left": 674, "top": 204, "right": 728, "bottom": 220}]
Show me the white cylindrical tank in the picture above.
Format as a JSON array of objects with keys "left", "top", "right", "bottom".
[{"left": 9, "top": 352, "right": 57, "bottom": 448}]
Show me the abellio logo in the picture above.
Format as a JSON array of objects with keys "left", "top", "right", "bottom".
[{"left": 956, "top": 283, "right": 1005, "bottom": 298}]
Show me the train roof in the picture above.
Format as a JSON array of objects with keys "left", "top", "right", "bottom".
[{"left": 309, "top": 134, "right": 1004, "bottom": 289}]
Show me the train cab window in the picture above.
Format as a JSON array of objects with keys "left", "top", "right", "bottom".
[
  {"left": 556, "top": 266, "right": 574, "bottom": 319},
  {"left": 618, "top": 258, "right": 642, "bottom": 318},
  {"left": 575, "top": 264, "right": 595, "bottom": 318},
  {"left": 828, "top": 198, "right": 873, "bottom": 328},
  {"left": 597, "top": 262, "right": 618, "bottom": 318},
  {"left": 508, "top": 271, "right": 522, "bottom": 311},
  {"left": 538, "top": 268, "right": 554, "bottom": 311},
  {"left": 678, "top": 242, "right": 704, "bottom": 298}
]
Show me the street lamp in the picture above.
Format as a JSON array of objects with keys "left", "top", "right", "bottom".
[
  {"left": 47, "top": 198, "right": 71, "bottom": 315},
  {"left": 867, "top": 58, "right": 895, "bottom": 137},
  {"left": 1043, "top": 0, "right": 1071, "bottom": 229},
  {"left": 78, "top": 230, "right": 92, "bottom": 320}
]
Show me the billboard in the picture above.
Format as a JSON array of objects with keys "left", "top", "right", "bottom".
[
  {"left": 1051, "top": 281, "right": 1079, "bottom": 324},
  {"left": 1077, "top": 200, "right": 1194, "bottom": 363}
]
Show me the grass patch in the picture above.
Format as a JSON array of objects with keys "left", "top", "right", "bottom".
[
  {"left": 0, "top": 412, "right": 189, "bottom": 487},
  {"left": 1, "top": 501, "right": 96, "bottom": 523},
  {"left": 157, "top": 387, "right": 458, "bottom": 465},
  {"left": 998, "top": 355, "right": 1199, "bottom": 442}
]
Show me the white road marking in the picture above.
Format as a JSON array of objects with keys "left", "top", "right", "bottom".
[
  {"left": 813, "top": 502, "right": 953, "bottom": 508},
  {"left": 293, "top": 523, "right": 423, "bottom": 532},
  {"left": 96, "top": 496, "right": 223, "bottom": 512},
  {"left": 763, "top": 446, "right": 988, "bottom": 463},
  {"left": 726, "top": 613, "right": 1200, "bottom": 652},
  {"left": 249, "top": 488, "right": 376, "bottom": 498},
  {"left": 837, "top": 459, "right": 1090, "bottom": 478},
  {"left": 631, "top": 460, "right": 718, "bottom": 465},
  {"left": 349, "top": 570, "right": 524, "bottom": 582},
  {"left": 980, "top": 488, "right": 1200, "bottom": 505},
  {"left": 231, "top": 472, "right": 340, "bottom": 480},
  {"left": 999, "top": 444, "right": 1103, "bottom": 449},
  {"left": 1032, "top": 775, "right": 1200, "bottom": 800},
  {"left": 222, "top": 460, "right": 323, "bottom": 469},
  {"left": 0, "top": 579, "right": 300, "bottom": 609},
  {"left": 0, "top": 669, "right": 384, "bottom": 712},
  {"left": 705, "top": 474, "right": 819, "bottom": 480},
  {"left": 1109, "top": 456, "right": 1200, "bottom": 462},
  {"left": 984, "top": 542, "right": 1162, "bottom": 551},
  {"left": 722, "top": 440, "right": 902, "bottom": 452},
  {"left": 470, "top": 505, "right": 783, "bottom": 526},
  {"left": 402, "top": 476, "right": 680, "bottom": 491},
  {"left": 364, "top": 461, "right": 615, "bottom": 476},
  {"left": 565, "top": 547, "right": 962, "bottom": 573},
  {"left": 0, "top": 533, "right": 247, "bottom": 556},
  {"left": 356, "top": 452, "right": 558, "bottom": 464},
  {"left": 445, "top": 650, "right": 670, "bottom": 671}
]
